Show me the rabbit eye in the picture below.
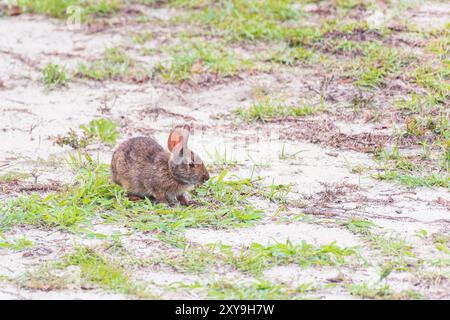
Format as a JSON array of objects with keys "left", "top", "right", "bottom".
[{"left": 189, "top": 162, "right": 195, "bottom": 168}]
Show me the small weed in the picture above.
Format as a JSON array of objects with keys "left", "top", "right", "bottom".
[
  {"left": 58, "top": 246, "right": 147, "bottom": 296},
  {"left": 80, "top": 118, "right": 119, "bottom": 146},
  {"left": 412, "top": 65, "right": 449, "bottom": 103},
  {"left": 207, "top": 279, "right": 309, "bottom": 300},
  {"left": 131, "top": 31, "right": 152, "bottom": 44},
  {"left": 205, "top": 147, "right": 240, "bottom": 170},
  {"left": 263, "top": 44, "right": 313, "bottom": 65},
  {"left": 0, "top": 236, "right": 33, "bottom": 250},
  {"left": 52, "top": 129, "right": 91, "bottom": 149},
  {"left": 150, "top": 245, "right": 218, "bottom": 274},
  {"left": 17, "top": 0, "right": 122, "bottom": 20},
  {"left": 279, "top": 144, "right": 302, "bottom": 160},
  {"left": 349, "top": 283, "right": 424, "bottom": 300},
  {"left": 0, "top": 172, "right": 32, "bottom": 182},
  {"left": 367, "top": 233, "right": 417, "bottom": 272},
  {"left": 42, "top": 63, "right": 67, "bottom": 89},
  {"left": 374, "top": 145, "right": 449, "bottom": 189},
  {"left": 235, "top": 97, "right": 317, "bottom": 122},
  {"left": 349, "top": 283, "right": 393, "bottom": 299},
  {"left": 375, "top": 171, "right": 448, "bottom": 189},
  {"left": 17, "top": 267, "right": 72, "bottom": 291},
  {"left": 353, "top": 45, "right": 402, "bottom": 88},
  {"left": 394, "top": 94, "right": 427, "bottom": 114},
  {"left": 221, "top": 240, "right": 357, "bottom": 275},
  {"left": 158, "top": 40, "right": 250, "bottom": 82},
  {"left": 53, "top": 118, "right": 119, "bottom": 148},
  {"left": 77, "top": 47, "right": 148, "bottom": 82},
  {"left": 257, "top": 181, "right": 292, "bottom": 204},
  {"left": 346, "top": 218, "right": 377, "bottom": 235}
]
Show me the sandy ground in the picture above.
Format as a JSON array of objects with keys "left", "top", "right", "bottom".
[{"left": 0, "top": 1, "right": 449, "bottom": 299}]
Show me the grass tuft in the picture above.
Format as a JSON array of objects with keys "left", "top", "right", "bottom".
[
  {"left": 220, "top": 240, "right": 357, "bottom": 275},
  {"left": 42, "top": 63, "right": 67, "bottom": 89},
  {"left": 235, "top": 97, "right": 317, "bottom": 122},
  {"left": 76, "top": 47, "right": 149, "bottom": 82},
  {"left": 158, "top": 40, "right": 251, "bottom": 82},
  {"left": 17, "top": 0, "right": 122, "bottom": 20}
]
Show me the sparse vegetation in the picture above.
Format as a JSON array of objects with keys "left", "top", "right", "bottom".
[
  {"left": 42, "top": 63, "right": 67, "bottom": 89},
  {"left": 207, "top": 279, "right": 310, "bottom": 300},
  {"left": 76, "top": 47, "right": 149, "bottom": 82},
  {"left": 0, "top": 236, "right": 33, "bottom": 250},
  {"left": 1, "top": 0, "right": 449, "bottom": 301},
  {"left": 374, "top": 145, "right": 449, "bottom": 189},
  {"left": 17, "top": 0, "right": 122, "bottom": 20},
  {"left": 53, "top": 118, "right": 119, "bottom": 148},
  {"left": 158, "top": 40, "right": 251, "bottom": 82},
  {"left": 235, "top": 97, "right": 317, "bottom": 122},
  {"left": 221, "top": 240, "right": 357, "bottom": 275},
  {"left": 59, "top": 246, "right": 146, "bottom": 296}
]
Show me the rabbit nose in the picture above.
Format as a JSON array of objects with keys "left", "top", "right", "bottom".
[{"left": 203, "top": 173, "right": 210, "bottom": 182}]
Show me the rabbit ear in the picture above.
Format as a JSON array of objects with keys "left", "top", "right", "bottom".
[{"left": 168, "top": 125, "right": 190, "bottom": 152}]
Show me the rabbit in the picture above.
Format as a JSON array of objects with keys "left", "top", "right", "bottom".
[{"left": 111, "top": 124, "right": 210, "bottom": 206}]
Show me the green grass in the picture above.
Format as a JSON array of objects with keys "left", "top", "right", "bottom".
[
  {"left": 346, "top": 218, "right": 377, "bottom": 235},
  {"left": 374, "top": 145, "right": 449, "bottom": 189},
  {"left": 367, "top": 232, "right": 418, "bottom": 273},
  {"left": 0, "top": 172, "right": 32, "bottom": 182},
  {"left": 17, "top": 0, "right": 122, "bottom": 20},
  {"left": 17, "top": 267, "right": 71, "bottom": 291},
  {"left": 278, "top": 144, "right": 303, "bottom": 161},
  {"left": 401, "top": 111, "right": 449, "bottom": 141},
  {"left": 235, "top": 97, "right": 317, "bottom": 122},
  {"left": 58, "top": 246, "right": 145, "bottom": 295},
  {"left": 412, "top": 64, "right": 449, "bottom": 104},
  {"left": 207, "top": 279, "right": 310, "bottom": 300},
  {"left": 0, "top": 156, "right": 263, "bottom": 247},
  {"left": 126, "top": 170, "right": 264, "bottom": 246},
  {"left": 0, "top": 155, "right": 112, "bottom": 232},
  {"left": 149, "top": 245, "right": 219, "bottom": 274},
  {"left": 349, "top": 283, "right": 424, "bottom": 300},
  {"left": 205, "top": 147, "right": 241, "bottom": 170},
  {"left": 220, "top": 240, "right": 357, "bottom": 275},
  {"left": 262, "top": 43, "right": 313, "bottom": 65},
  {"left": 375, "top": 171, "right": 449, "bottom": 189},
  {"left": 131, "top": 31, "right": 152, "bottom": 44},
  {"left": 394, "top": 94, "right": 427, "bottom": 114},
  {"left": 76, "top": 47, "right": 148, "bottom": 82},
  {"left": 136, "top": 237, "right": 357, "bottom": 277},
  {"left": 158, "top": 40, "right": 250, "bottom": 82},
  {"left": 16, "top": 245, "right": 149, "bottom": 297},
  {"left": 0, "top": 236, "right": 33, "bottom": 250},
  {"left": 353, "top": 45, "right": 402, "bottom": 89},
  {"left": 189, "top": 0, "right": 301, "bottom": 41},
  {"left": 256, "top": 181, "right": 292, "bottom": 204},
  {"left": 42, "top": 63, "right": 67, "bottom": 89},
  {"left": 349, "top": 283, "right": 393, "bottom": 299}
]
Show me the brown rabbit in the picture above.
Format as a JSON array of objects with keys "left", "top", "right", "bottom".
[{"left": 111, "top": 125, "right": 209, "bottom": 205}]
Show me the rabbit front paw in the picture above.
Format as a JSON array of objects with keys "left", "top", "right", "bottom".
[
  {"left": 177, "top": 193, "right": 191, "bottom": 206},
  {"left": 166, "top": 192, "right": 180, "bottom": 207}
]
